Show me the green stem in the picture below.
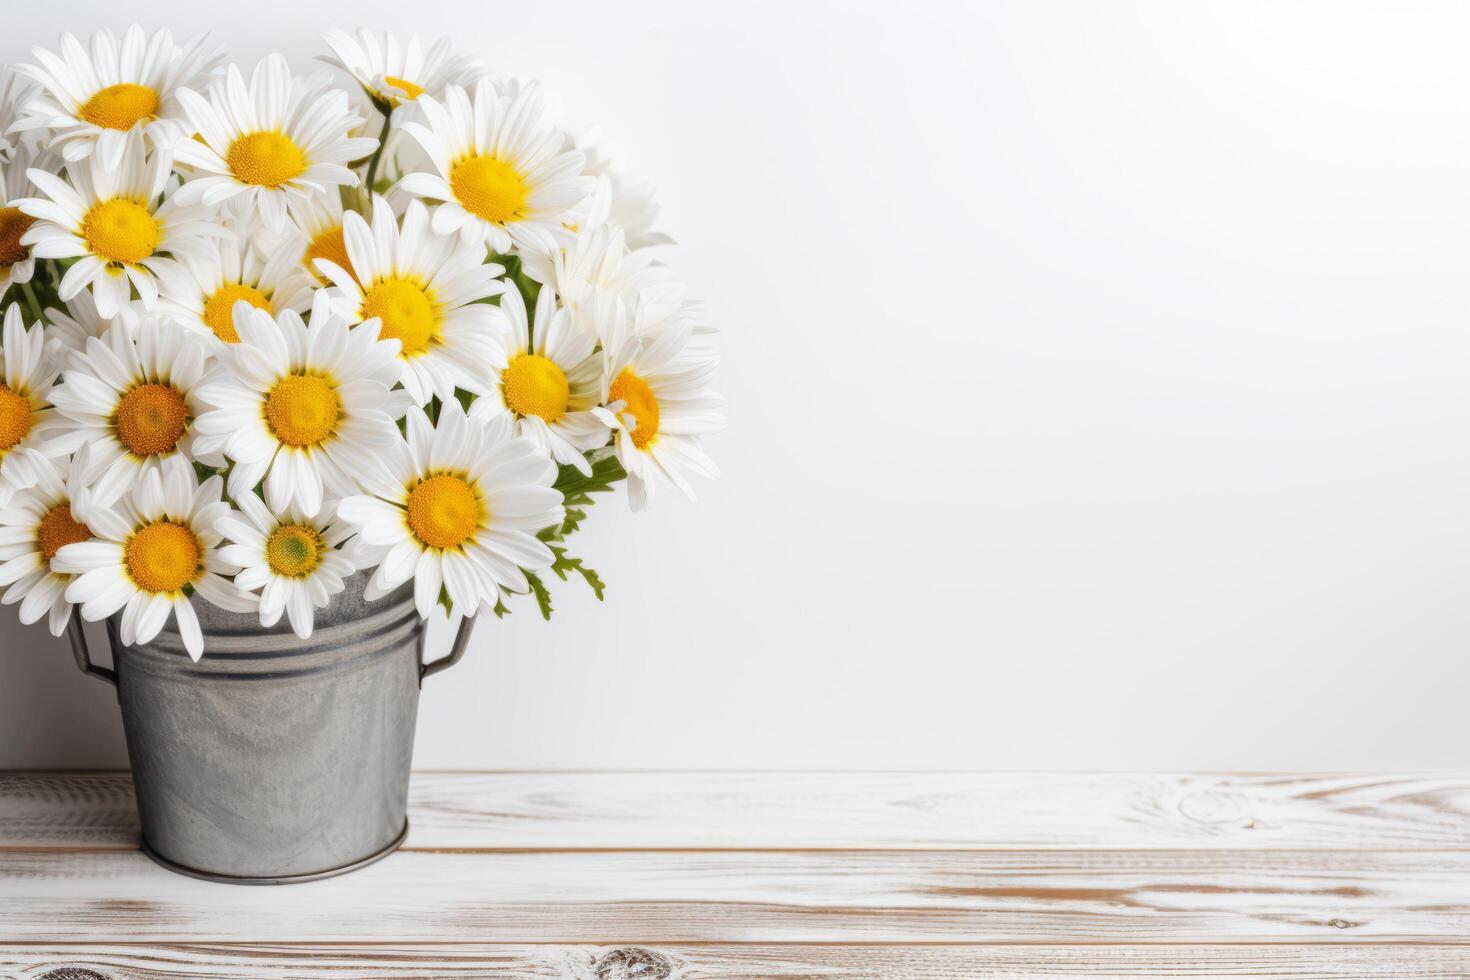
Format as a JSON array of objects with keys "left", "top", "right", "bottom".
[
  {"left": 364, "top": 112, "right": 392, "bottom": 202},
  {"left": 19, "top": 281, "right": 43, "bottom": 325}
]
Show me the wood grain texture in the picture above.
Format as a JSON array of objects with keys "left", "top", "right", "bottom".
[
  {"left": 3, "top": 771, "right": 1469, "bottom": 850},
  {"left": 1, "top": 848, "right": 1467, "bottom": 943},
  {"left": 4, "top": 772, "right": 1470, "bottom": 975},
  {"left": 3, "top": 944, "right": 1470, "bottom": 979}
]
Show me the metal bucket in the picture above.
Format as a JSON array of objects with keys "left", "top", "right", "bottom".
[{"left": 67, "top": 571, "right": 472, "bottom": 885}]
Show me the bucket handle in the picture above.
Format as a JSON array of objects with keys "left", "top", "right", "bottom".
[
  {"left": 420, "top": 614, "right": 476, "bottom": 683},
  {"left": 66, "top": 607, "right": 473, "bottom": 687},
  {"left": 66, "top": 616, "right": 117, "bottom": 687}
]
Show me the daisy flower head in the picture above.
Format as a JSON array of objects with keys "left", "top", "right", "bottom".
[
  {"left": 44, "top": 314, "right": 213, "bottom": 510},
  {"left": 0, "top": 449, "right": 94, "bottom": 635},
  {"left": 467, "top": 285, "right": 608, "bottom": 475},
  {"left": 0, "top": 305, "right": 62, "bottom": 507},
  {"left": 172, "top": 54, "right": 379, "bottom": 231},
  {"left": 0, "top": 68, "right": 31, "bottom": 159},
  {"left": 53, "top": 454, "right": 256, "bottom": 661},
  {"left": 215, "top": 491, "right": 358, "bottom": 639},
  {"left": 520, "top": 206, "right": 673, "bottom": 336},
  {"left": 11, "top": 26, "right": 223, "bottom": 167},
  {"left": 153, "top": 215, "right": 314, "bottom": 345},
  {"left": 570, "top": 138, "right": 675, "bottom": 249},
  {"left": 320, "top": 30, "right": 486, "bottom": 116},
  {"left": 338, "top": 400, "right": 564, "bottom": 620},
  {"left": 396, "top": 80, "right": 594, "bottom": 255},
  {"left": 193, "top": 290, "right": 406, "bottom": 519},
  {"left": 318, "top": 194, "right": 508, "bottom": 405},
  {"left": 288, "top": 189, "right": 352, "bottom": 286},
  {"left": 0, "top": 142, "right": 49, "bottom": 297},
  {"left": 593, "top": 297, "right": 724, "bottom": 511},
  {"left": 16, "top": 128, "right": 226, "bottom": 318},
  {"left": 42, "top": 289, "right": 134, "bottom": 358}
]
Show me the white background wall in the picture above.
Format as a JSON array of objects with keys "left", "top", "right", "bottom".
[{"left": 2, "top": 0, "right": 1468, "bottom": 770}]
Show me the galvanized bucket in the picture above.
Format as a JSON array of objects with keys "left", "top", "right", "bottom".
[{"left": 66, "top": 571, "right": 473, "bottom": 885}]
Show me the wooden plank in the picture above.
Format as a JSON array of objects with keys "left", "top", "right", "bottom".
[
  {"left": 1, "top": 848, "right": 1467, "bottom": 944},
  {"left": 2, "top": 944, "right": 1470, "bottom": 979},
  {"left": 3, "top": 771, "right": 1469, "bottom": 851}
]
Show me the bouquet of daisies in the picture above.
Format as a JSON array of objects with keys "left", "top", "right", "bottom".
[{"left": 0, "top": 27, "right": 722, "bottom": 660}]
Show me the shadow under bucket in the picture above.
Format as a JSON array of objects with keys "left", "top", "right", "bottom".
[{"left": 67, "top": 571, "right": 472, "bottom": 884}]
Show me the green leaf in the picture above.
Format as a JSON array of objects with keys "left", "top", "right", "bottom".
[
  {"left": 192, "top": 461, "right": 231, "bottom": 486},
  {"left": 554, "top": 452, "right": 628, "bottom": 499},
  {"left": 525, "top": 571, "right": 553, "bottom": 620},
  {"left": 544, "top": 454, "right": 627, "bottom": 540},
  {"left": 548, "top": 545, "right": 607, "bottom": 601},
  {"left": 491, "top": 595, "right": 512, "bottom": 619},
  {"left": 539, "top": 507, "right": 585, "bottom": 541}
]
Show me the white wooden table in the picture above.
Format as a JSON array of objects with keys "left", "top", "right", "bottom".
[{"left": 0, "top": 772, "right": 1468, "bottom": 978}]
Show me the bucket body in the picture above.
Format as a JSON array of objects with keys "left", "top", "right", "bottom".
[{"left": 106, "top": 573, "right": 423, "bottom": 883}]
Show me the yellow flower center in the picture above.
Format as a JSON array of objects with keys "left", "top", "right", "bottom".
[
  {"left": 449, "top": 155, "right": 528, "bottom": 225},
  {"left": 37, "top": 502, "right": 90, "bottom": 561},
  {"left": 82, "top": 198, "right": 160, "bottom": 265},
  {"left": 406, "top": 474, "right": 481, "bottom": 550},
  {"left": 306, "top": 224, "right": 353, "bottom": 284},
  {"left": 265, "top": 374, "right": 341, "bottom": 447},
  {"left": 124, "top": 520, "right": 200, "bottom": 594},
  {"left": 266, "top": 523, "right": 324, "bottom": 578},
  {"left": 609, "top": 369, "right": 659, "bottom": 450},
  {"left": 227, "top": 131, "right": 308, "bottom": 189},
  {"left": 0, "top": 384, "right": 32, "bottom": 453},
  {"left": 502, "top": 353, "right": 569, "bottom": 424},
  {"left": 202, "top": 283, "right": 271, "bottom": 343},
  {"left": 382, "top": 75, "right": 425, "bottom": 101},
  {"left": 80, "top": 83, "right": 160, "bottom": 131},
  {"left": 115, "top": 383, "right": 188, "bottom": 457},
  {"left": 0, "top": 208, "right": 36, "bottom": 268},
  {"left": 360, "top": 278, "right": 437, "bottom": 357}
]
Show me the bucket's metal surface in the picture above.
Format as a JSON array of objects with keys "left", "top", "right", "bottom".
[{"left": 94, "top": 572, "right": 425, "bottom": 883}]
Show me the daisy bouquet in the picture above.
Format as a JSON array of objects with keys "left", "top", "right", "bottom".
[{"left": 0, "top": 26, "right": 722, "bottom": 661}]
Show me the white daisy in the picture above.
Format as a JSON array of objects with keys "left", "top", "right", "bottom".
[
  {"left": 153, "top": 216, "right": 314, "bottom": 345},
  {"left": 571, "top": 137, "right": 675, "bottom": 249},
  {"left": 193, "top": 290, "right": 405, "bottom": 518},
  {"left": 519, "top": 210, "right": 673, "bottom": 335},
  {"left": 317, "top": 195, "right": 507, "bottom": 405},
  {"left": 215, "top": 491, "right": 358, "bottom": 639},
  {"left": 319, "top": 30, "right": 485, "bottom": 115},
  {"left": 285, "top": 189, "right": 352, "bottom": 286},
  {"left": 396, "top": 81, "right": 593, "bottom": 254},
  {"left": 172, "top": 55, "right": 378, "bottom": 231},
  {"left": 44, "top": 315, "right": 213, "bottom": 510},
  {"left": 467, "top": 285, "right": 608, "bottom": 475},
  {"left": 53, "top": 454, "right": 256, "bottom": 661},
  {"left": 624, "top": 275, "right": 715, "bottom": 342},
  {"left": 0, "top": 449, "right": 94, "bottom": 635},
  {"left": 0, "top": 68, "right": 31, "bottom": 160},
  {"left": 0, "top": 306, "right": 61, "bottom": 507},
  {"left": 0, "top": 142, "right": 47, "bottom": 299},
  {"left": 11, "top": 26, "right": 222, "bottom": 167},
  {"left": 16, "top": 129, "right": 225, "bottom": 318},
  {"left": 339, "top": 400, "right": 564, "bottom": 619},
  {"left": 593, "top": 298, "right": 724, "bottom": 510},
  {"left": 43, "top": 286, "right": 135, "bottom": 358}
]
